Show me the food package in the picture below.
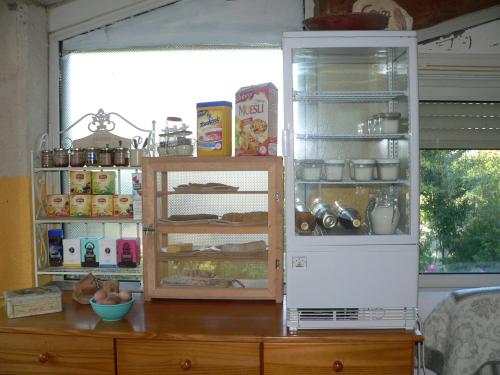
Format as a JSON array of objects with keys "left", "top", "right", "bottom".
[
  {"left": 72, "top": 273, "right": 102, "bottom": 304},
  {"left": 63, "top": 238, "right": 81, "bottom": 268},
  {"left": 4, "top": 285, "right": 62, "bottom": 318},
  {"left": 99, "top": 238, "right": 118, "bottom": 268},
  {"left": 70, "top": 195, "right": 92, "bottom": 217},
  {"left": 91, "top": 171, "right": 116, "bottom": 195},
  {"left": 113, "top": 195, "right": 133, "bottom": 218},
  {"left": 196, "top": 101, "right": 232, "bottom": 156},
  {"left": 235, "top": 82, "right": 278, "bottom": 156},
  {"left": 80, "top": 237, "right": 102, "bottom": 267},
  {"left": 47, "top": 194, "right": 70, "bottom": 217},
  {"left": 91, "top": 195, "right": 113, "bottom": 217},
  {"left": 117, "top": 237, "right": 140, "bottom": 268},
  {"left": 70, "top": 171, "right": 91, "bottom": 194}
]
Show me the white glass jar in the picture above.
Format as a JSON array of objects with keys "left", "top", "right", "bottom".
[
  {"left": 351, "top": 159, "right": 375, "bottom": 181},
  {"left": 301, "top": 160, "right": 323, "bottom": 181},
  {"left": 376, "top": 112, "right": 401, "bottom": 134},
  {"left": 376, "top": 159, "right": 400, "bottom": 180},
  {"left": 323, "top": 159, "right": 344, "bottom": 181}
]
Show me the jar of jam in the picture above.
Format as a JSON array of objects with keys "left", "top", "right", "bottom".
[
  {"left": 98, "top": 146, "right": 114, "bottom": 167},
  {"left": 70, "top": 148, "right": 86, "bottom": 167},
  {"left": 52, "top": 148, "right": 69, "bottom": 167},
  {"left": 86, "top": 147, "right": 99, "bottom": 166},
  {"left": 40, "top": 150, "right": 53, "bottom": 168},
  {"left": 113, "top": 147, "right": 130, "bottom": 166}
]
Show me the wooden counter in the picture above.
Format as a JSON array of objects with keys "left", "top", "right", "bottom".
[{"left": 0, "top": 292, "right": 422, "bottom": 374}]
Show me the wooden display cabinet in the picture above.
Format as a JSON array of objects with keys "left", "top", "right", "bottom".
[{"left": 142, "top": 156, "right": 283, "bottom": 301}]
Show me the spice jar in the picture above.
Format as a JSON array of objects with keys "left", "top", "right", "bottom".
[
  {"left": 113, "top": 147, "right": 130, "bottom": 166},
  {"left": 70, "top": 148, "right": 86, "bottom": 167},
  {"left": 98, "top": 146, "right": 114, "bottom": 167},
  {"left": 86, "top": 147, "right": 99, "bottom": 166},
  {"left": 40, "top": 150, "right": 53, "bottom": 168},
  {"left": 52, "top": 148, "right": 69, "bottom": 167}
]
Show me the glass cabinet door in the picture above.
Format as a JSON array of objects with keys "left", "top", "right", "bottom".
[
  {"left": 283, "top": 32, "right": 418, "bottom": 244},
  {"left": 142, "top": 157, "right": 283, "bottom": 301}
]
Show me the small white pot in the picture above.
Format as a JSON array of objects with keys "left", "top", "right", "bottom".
[
  {"left": 352, "top": 159, "right": 375, "bottom": 181},
  {"left": 323, "top": 159, "right": 344, "bottom": 181},
  {"left": 376, "top": 159, "right": 400, "bottom": 180}
]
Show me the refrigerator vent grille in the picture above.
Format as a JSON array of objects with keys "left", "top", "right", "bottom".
[{"left": 297, "top": 308, "right": 415, "bottom": 322}]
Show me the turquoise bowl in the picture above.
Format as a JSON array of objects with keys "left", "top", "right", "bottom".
[{"left": 89, "top": 296, "right": 135, "bottom": 322}]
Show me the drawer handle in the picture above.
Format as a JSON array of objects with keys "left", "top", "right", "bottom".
[
  {"left": 332, "top": 360, "right": 343, "bottom": 372},
  {"left": 38, "top": 352, "right": 50, "bottom": 363},
  {"left": 180, "top": 359, "right": 192, "bottom": 371}
]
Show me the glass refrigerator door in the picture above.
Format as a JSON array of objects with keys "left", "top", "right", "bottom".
[{"left": 284, "top": 33, "right": 418, "bottom": 245}]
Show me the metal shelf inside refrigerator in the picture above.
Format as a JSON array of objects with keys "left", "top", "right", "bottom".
[
  {"left": 293, "top": 90, "right": 407, "bottom": 102},
  {"left": 295, "top": 133, "right": 408, "bottom": 140},
  {"left": 296, "top": 179, "right": 409, "bottom": 186}
]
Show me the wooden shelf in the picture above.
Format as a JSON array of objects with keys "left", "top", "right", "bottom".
[
  {"left": 158, "top": 252, "right": 268, "bottom": 262},
  {"left": 155, "top": 223, "right": 269, "bottom": 234}
]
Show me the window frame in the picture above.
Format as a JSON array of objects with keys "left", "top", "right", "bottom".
[{"left": 418, "top": 16, "right": 500, "bottom": 288}]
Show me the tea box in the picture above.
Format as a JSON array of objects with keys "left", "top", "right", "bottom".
[
  {"left": 113, "top": 195, "right": 133, "bottom": 218},
  {"left": 3, "top": 285, "right": 62, "bottom": 318},
  {"left": 91, "top": 171, "right": 116, "bottom": 195},
  {"left": 80, "top": 237, "right": 102, "bottom": 267},
  {"left": 47, "top": 194, "right": 70, "bottom": 217},
  {"left": 70, "top": 170, "right": 91, "bottom": 194},
  {"left": 117, "top": 237, "right": 140, "bottom": 268},
  {"left": 92, "top": 195, "right": 113, "bottom": 217},
  {"left": 235, "top": 82, "right": 278, "bottom": 156},
  {"left": 99, "top": 238, "right": 118, "bottom": 268},
  {"left": 70, "top": 194, "right": 92, "bottom": 217},
  {"left": 63, "top": 238, "right": 81, "bottom": 268}
]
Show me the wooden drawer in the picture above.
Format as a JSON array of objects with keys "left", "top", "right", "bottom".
[
  {"left": 117, "top": 339, "right": 260, "bottom": 375},
  {"left": 0, "top": 332, "right": 115, "bottom": 375},
  {"left": 263, "top": 342, "right": 414, "bottom": 375}
]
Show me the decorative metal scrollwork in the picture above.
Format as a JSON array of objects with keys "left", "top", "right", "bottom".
[{"left": 88, "top": 108, "right": 116, "bottom": 133}]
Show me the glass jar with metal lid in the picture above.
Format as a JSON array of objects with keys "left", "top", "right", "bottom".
[
  {"left": 86, "top": 147, "right": 99, "bottom": 166},
  {"left": 70, "top": 148, "right": 86, "bottom": 167},
  {"left": 98, "top": 146, "right": 114, "bottom": 167},
  {"left": 52, "top": 148, "right": 69, "bottom": 167},
  {"left": 40, "top": 150, "right": 53, "bottom": 168},
  {"left": 113, "top": 147, "right": 130, "bottom": 167}
]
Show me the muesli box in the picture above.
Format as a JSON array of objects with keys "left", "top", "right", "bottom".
[
  {"left": 235, "top": 82, "right": 278, "bottom": 156},
  {"left": 3, "top": 285, "right": 62, "bottom": 318}
]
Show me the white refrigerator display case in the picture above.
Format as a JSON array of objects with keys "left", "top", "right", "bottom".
[{"left": 282, "top": 31, "right": 419, "bottom": 331}]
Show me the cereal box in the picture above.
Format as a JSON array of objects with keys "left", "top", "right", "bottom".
[
  {"left": 63, "top": 238, "right": 81, "bottom": 268},
  {"left": 91, "top": 171, "right": 116, "bottom": 195},
  {"left": 92, "top": 195, "right": 113, "bottom": 217},
  {"left": 235, "top": 82, "right": 278, "bottom": 156},
  {"left": 99, "top": 238, "right": 118, "bottom": 268},
  {"left": 113, "top": 195, "right": 133, "bottom": 218},
  {"left": 196, "top": 101, "right": 232, "bottom": 156},
  {"left": 47, "top": 194, "right": 70, "bottom": 217},
  {"left": 70, "top": 171, "right": 91, "bottom": 195},
  {"left": 70, "top": 195, "right": 92, "bottom": 217}
]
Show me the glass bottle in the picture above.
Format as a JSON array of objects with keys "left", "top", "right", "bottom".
[
  {"left": 332, "top": 201, "right": 361, "bottom": 229},
  {"left": 48, "top": 228, "right": 64, "bottom": 267},
  {"left": 310, "top": 198, "right": 337, "bottom": 229},
  {"left": 295, "top": 199, "right": 316, "bottom": 234}
]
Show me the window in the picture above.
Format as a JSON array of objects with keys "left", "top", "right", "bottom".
[
  {"left": 60, "top": 47, "right": 283, "bottom": 149},
  {"left": 419, "top": 102, "right": 500, "bottom": 280}
]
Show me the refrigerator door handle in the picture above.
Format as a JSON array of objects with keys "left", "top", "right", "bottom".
[{"left": 282, "top": 128, "right": 290, "bottom": 157}]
